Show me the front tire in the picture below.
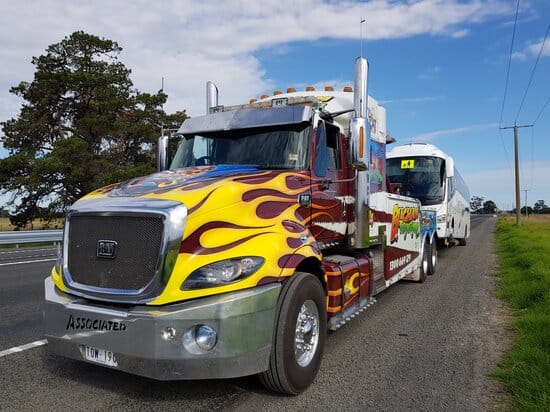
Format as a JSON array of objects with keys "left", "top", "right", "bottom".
[{"left": 259, "top": 272, "right": 326, "bottom": 395}]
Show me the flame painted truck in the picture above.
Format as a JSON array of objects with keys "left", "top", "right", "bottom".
[{"left": 44, "top": 57, "right": 437, "bottom": 395}]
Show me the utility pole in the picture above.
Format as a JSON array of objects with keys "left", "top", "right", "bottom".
[
  {"left": 500, "top": 123, "right": 533, "bottom": 226},
  {"left": 524, "top": 189, "right": 530, "bottom": 218}
]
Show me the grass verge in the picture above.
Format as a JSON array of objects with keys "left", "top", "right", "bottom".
[{"left": 494, "top": 216, "right": 550, "bottom": 411}]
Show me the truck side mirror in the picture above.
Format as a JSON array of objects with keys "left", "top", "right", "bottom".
[
  {"left": 314, "top": 121, "right": 329, "bottom": 177},
  {"left": 158, "top": 134, "right": 169, "bottom": 172},
  {"left": 352, "top": 161, "right": 367, "bottom": 171}
]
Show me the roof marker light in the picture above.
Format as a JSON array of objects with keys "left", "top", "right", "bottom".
[
  {"left": 325, "top": 86, "right": 334, "bottom": 91},
  {"left": 273, "top": 90, "right": 282, "bottom": 95},
  {"left": 343, "top": 86, "right": 353, "bottom": 92},
  {"left": 287, "top": 87, "right": 296, "bottom": 93},
  {"left": 306, "top": 86, "right": 315, "bottom": 91}
]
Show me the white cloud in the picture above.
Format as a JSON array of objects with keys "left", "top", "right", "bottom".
[
  {"left": 380, "top": 96, "right": 444, "bottom": 104},
  {"left": 451, "top": 29, "right": 470, "bottom": 38},
  {"left": 417, "top": 66, "right": 442, "bottom": 80},
  {"left": 511, "top": 51, "right": 527, "bottom": 61},
  {"left": 512, "top": 36, "right": 550, "bottom": 60},
  {"left": 409, "top": 123, "right": 499, "bottom": 141},
  {"left": 0, "top": 0, "right": 512, "bottom": 122}
]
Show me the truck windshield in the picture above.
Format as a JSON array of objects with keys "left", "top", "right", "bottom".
[
  {"left": 386, "top": 156, "right": 446, "bottom": 205},
  {"left": 170, "top": 123, "right": 311, "bottom": 170}
]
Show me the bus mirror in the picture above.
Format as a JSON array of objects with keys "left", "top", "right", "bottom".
[{"left": 445, "top": 157, "right": 455, "bottom": 178}]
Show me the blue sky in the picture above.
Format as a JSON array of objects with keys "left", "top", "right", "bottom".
[{"left": 0, "top": 0, "right": 549, "bottom": 210}]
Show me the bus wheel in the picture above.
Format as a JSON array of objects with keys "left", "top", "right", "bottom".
[
  {"left": 419, "top": 242, "right": 429, "bottom": 282},
  {"left": 428, "top": 237, "right": 437, "bottom": 275},
  {"left": 458, "top": 226, "right": 468, "bottom": 246},
  {"left": 259, "top": 272, "right": 326, "bottom": 395}
]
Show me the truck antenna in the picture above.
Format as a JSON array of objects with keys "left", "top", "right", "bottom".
[
  {"left": 360, "top": 18, "right": 366, "bottom": 58},
  {"left": 160, "top": 77, "right": 165, "bottom": 136}
]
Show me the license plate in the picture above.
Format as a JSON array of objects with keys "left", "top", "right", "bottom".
[{"left": 81, "top": 345, "right": 118, "bottom": 367}]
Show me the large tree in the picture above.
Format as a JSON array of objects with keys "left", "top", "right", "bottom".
[
  {"left": 0, "top": 32, "right": 186, "bottom": 227},
  {"left": 533, "top": 200, "right": 548, "bottom": 214},
  {"left": 482, "top": 200, "right": 497, "bottom": 214}
]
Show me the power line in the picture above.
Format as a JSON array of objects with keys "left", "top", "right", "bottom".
[
  {"left": 499, "top": 0, "right": 521, "bottom": 128},
  {"left": 515, "top": 22, "right": 550, "bottom": 123},
  {"left": 499, "top": 127, "right": 513, "bottom": 175},
  {"left": 531, "top": 126, "right": 535, "bottom": 190},
  {"left": 533, "top": 93, "right": 550, "bottom": 125}
]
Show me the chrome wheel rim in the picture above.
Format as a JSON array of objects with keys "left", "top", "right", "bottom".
[{"left": 295, "top": 299, "right": 319, "bottom": 367}]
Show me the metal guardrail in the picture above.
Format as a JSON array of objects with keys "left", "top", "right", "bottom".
[{"left": 0, "top": 230, "right": 63, "bottom": 245}]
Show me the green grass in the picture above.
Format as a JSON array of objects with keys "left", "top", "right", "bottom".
[{"left": 494, "top": 216, "right": 550, "bottom": 411}]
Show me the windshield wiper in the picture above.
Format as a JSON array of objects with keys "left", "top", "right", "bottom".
[{"left": 319, "top": 108, "right": 354, "bottom": 121}]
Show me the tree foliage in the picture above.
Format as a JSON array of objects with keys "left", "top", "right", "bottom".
[
  {"left": 483, "top": 200, "right": 497, "bottom": 214},
  {"left": 533, "top": 200, "right": 550, "bottom": 214},
  {"left": 0, "top": 32, "right": 187, "bottom": 227},
  {"left": 534, "top": 200, "right": 544, "bottom": 213},
  {"left": 520, "top": 206, "right": 533, "bottom": 215}
]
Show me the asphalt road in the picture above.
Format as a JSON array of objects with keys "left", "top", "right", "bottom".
[
  {"left": 0, "top": 215, "right": 505, "bottom": 411},
  {"left": 0, "top": 246, "right": 57, "bottom": 263}
]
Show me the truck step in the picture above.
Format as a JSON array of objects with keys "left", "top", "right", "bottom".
[
  {"left": 327, "top": 296, "right": 376, "bottom": 330},
  {"left": 373, "top": 273, "right": 387, "bottom": 295}
]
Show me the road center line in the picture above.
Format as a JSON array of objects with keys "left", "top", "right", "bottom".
[
  {"left": 0, "top": 340, "right": 48, "bottom": 358},
  {"left": 0, "top": 258, "right": 56, "bottom": 267}
]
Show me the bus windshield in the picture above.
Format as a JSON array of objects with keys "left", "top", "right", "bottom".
[
  {"left": 170, "top": 123, "right": 311, "bottom": 170},
  {"left": 387, "top": 156, "right": 446, "bottom": 205}
]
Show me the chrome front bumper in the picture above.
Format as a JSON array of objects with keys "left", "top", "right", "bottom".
[{"left": 43, "top": 278, "right": 280, "bottom": 380}]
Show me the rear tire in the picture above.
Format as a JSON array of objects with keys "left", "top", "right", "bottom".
[
  {"left": 259, "top": 272, "right": 326, "bottom": 395},
  {"left": 458, "top": 226, "right": 468, "bottom": 246},
  {"left": 427, "top": 237, "right": 437, "bottom": 276},
  {"left": 419, "top": 241, "right": 429, "bottom": 283}
]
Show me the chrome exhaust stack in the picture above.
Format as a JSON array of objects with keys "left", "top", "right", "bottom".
[
  {"left": 157, "top": 133, "right": 169, "bottom": 172},
  {"left": 354, "top": 57, "right": 368, "bottom": 118},
  {"left": 351, "top": 57, "right": 371, "bottom": 248},
  {"left": 206, "top": 81, "right": 219, "bottom": 114}
]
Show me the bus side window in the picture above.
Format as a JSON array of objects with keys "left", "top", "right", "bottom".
[{"left": 448, "top": 176, "right": 455, "bottom": 200}]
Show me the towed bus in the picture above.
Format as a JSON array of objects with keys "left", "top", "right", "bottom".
[{"left": 386, "top": 143, "right": 470, "bottom": 248}]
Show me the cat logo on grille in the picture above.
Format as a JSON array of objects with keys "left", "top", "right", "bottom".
[{"left": 97, "top": 240, "right": 117, "bottom": 259}]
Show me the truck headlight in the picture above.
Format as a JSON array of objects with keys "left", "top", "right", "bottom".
[{"left": 181, "top": 257, "right": 264, "bottom": 290}]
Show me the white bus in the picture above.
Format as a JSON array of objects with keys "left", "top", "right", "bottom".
[{"left": 386, "top": 143, "right": 470, "bottom": 247}]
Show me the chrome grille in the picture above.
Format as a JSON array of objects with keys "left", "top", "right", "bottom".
[{"left": 67, "top": 214, "right": 164, "bottom": 291}]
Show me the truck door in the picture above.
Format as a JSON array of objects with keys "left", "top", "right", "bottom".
[{"left": 309, "top": 120, "right": 351, "bottom": 245}]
